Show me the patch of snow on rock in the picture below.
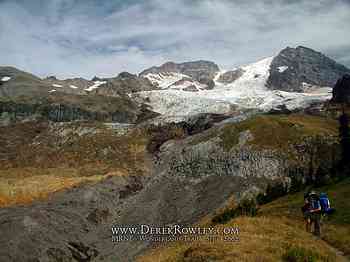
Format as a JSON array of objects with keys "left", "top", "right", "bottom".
[
  {"left": 52, "top": 84, "right": 63, "bottom": 88},
  {"left": 143, "top": 72, "right": 189, "bottom": 89},
  {"left": 277, "top": 66, "right": 288, "bottom": 73},
  {"left": 69, "top": 85, "right": 79, "bottom": 89},
  {"left": 1, "top": 76, "right": 11, "bottom": 82},
  {"left": 85, "top": 81, "right": 106, "bottom": 91},
  {"left": 49, "top": 89, "right": 57, "bottom": 93}
]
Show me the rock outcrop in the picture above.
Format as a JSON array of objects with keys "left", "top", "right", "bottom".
[
  {"left": 267, "top": 46, "right": 350, "bottom": 92},
  {"left": 217, "top": 68, "right": 245, "bottom": 84},
  {"left": 332, "top": 74, "right": 350, "bottom": 104}
]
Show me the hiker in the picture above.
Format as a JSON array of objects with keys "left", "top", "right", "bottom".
[
  {"left": 302, "top": 192, "right": 311, "bottom": 232},
  {"left": 307, "top": 191, "right": 322, "bottom": 237}
]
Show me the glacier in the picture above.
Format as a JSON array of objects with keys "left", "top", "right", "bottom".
[{"left": 136, "top": 57, "right": 332, "bottom": 120}]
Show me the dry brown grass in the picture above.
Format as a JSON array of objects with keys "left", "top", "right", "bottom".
[
  {"left": 138, "top": 179, "right": 350, "bottom": 262},
  {"left": 137, "top": 216, "right": 340, "bottom": 262},
  {"left": 0, "top": 167, "right": 127, "bottom": 207},
  {"left": 260, "top": 178, "right": 350, "bottom": 257}
]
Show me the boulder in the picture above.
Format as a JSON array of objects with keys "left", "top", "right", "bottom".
[{"left": 332, "top": 74, "right": 350, "bottom": 104}]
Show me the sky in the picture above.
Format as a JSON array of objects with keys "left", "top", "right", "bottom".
[{"left": 0, "top": 0, "right": 350, "bottom": 79}]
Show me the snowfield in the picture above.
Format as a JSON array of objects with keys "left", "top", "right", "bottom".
[{"left": 137, "top": 57, "right": 332, "bottom": 119}]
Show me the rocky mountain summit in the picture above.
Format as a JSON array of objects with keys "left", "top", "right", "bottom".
[
  {"left": 267, "top": 46, "right": 350, "bottom": 92},
  {"left": 92, "top": 72, "right": 157, "bottom": 97}
]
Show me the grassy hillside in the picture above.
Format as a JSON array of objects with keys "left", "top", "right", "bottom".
[
  {"left": 219, "top": 114, "right": 338, "bottom": 151},
  {"left": 261, "top": 178, "right": 350, "bottom": 257},
  {"left": 0, "top": 122, "right": 151, "bottom": 207},
  {"left": 138, "top": 179, "right": 350, "bottom": 262}
]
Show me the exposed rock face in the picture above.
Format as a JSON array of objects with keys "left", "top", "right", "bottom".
[
  {"left": 332, "top": 74, "right": 350, "bottom": 104},
  {"left": 93, "top": 72, "right": 157, "bottom": 97},
  {"left": 267, "top": 46, "right": 350, "bottom": 92},
  {"left": 183, "top": 85, "right": 198, "bottom": 92},
  {"left": 159, "top": 118, "right": 339, "bottom": 187},
  {"left": 217, "top": 68, "right": 245, "bottom": 84},
  {"left": 140, "top": 60, "right": 220, "bottom": 88}
]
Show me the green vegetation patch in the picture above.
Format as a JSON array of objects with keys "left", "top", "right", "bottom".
[
  {"left": 212, "top": 199, "right": 258, "bottom": 224},
  {"left": 219, "top": 114, "right": 338, "bottom": 151},
  {"left": 282, "top": 246, "right": 336, "bottom": 262}
]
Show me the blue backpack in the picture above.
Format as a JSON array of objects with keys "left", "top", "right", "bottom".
[{"left": 319, "top": 193, "right": 331, "bottom": 213}]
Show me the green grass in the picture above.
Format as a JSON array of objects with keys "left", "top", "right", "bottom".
[
  {"left": 282, "top": 246, "right": 336, "bottom": 262},
  {"left": 219, "top": 114, "right": 338, "bottom": 151}
]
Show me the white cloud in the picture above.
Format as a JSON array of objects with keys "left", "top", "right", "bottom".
[{"left": 0, "top": 0, "right": 349, "bottom": 79}]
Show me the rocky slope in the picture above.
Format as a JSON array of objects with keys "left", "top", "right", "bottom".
[
  {"left": 267, "top": 46, "right": 350, "bottom": 92},
  {"left": 0, "top": 66, "right": 52, "bottom": 98},
  {"left": 44, "top": 76, "right": 93, "bottom": 95}
]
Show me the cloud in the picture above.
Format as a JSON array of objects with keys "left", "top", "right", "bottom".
[{"left": 0, "top": 0, "right": 349, "bottom": 79}]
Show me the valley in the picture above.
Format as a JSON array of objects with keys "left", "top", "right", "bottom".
[{"left": 0, "top": 46, "right": 349, "bottom": 261}]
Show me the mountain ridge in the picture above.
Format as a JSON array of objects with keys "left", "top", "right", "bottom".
[{"left": 1, "top": 45, "right": 349, "bottom": 125}]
